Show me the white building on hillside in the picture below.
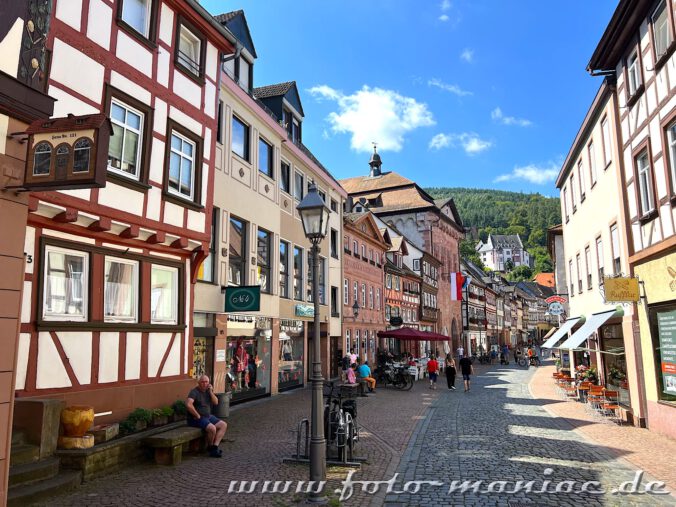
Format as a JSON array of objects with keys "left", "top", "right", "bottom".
[{"left": 477, "top": 234, "right": 530, "bottom": 272}]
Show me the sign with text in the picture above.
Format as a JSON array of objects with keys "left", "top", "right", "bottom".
[
  {"left": 656, "top": 309, "right": 676, "bottom": 396},
  {"left": 225, "top": 286, "right": 260, "bottom": 313},
  {"left": 603, "top": 277, "right": 640, "bottom": 303},
  {"left": 294, "top": 304, "right": 314, "bottom": 318}
]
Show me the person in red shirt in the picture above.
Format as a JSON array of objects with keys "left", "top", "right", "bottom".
[{"left": 427, "top": 356, "right": 439, "bottom": 390}]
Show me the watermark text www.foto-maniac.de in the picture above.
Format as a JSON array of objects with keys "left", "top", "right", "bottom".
[{"left": 226, "top": 469, "right": 671, "bottom": 501}]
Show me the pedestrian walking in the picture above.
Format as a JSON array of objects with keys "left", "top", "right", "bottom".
[
  {"left": 456, "top": 345, "right": 464, "bottom": 363},
  {"left": 445, "top": 353, "right": 456, "bottom": 390},
  {"left": 459, "top": 353, "right": 474, "bottom": 392},
  {"left": 427, "top": 355, "right": 439, "bottom": 389}
]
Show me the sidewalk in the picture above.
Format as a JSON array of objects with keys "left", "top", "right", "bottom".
[{"left": 529, "top": 362, "right": 676, "bottom": 496}]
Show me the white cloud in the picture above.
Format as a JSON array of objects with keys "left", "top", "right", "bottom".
[
  {"left": 441, "top": 0, "right": 451, "bottom": 10},
  {"left": 460, "top": 48, "right": 474, "bottom": 63},
  {"left": 491, "top": 107, "right": 532, "bottom": 127},
  {"left": 428, "top": 132, "right": 492, "bottom": 155},
  {"left": 439, "top": 14, "right": 450, "bottom": 22},
  {"left": 494, "top": 162, "right": 559, "bottom": 185},
  {"left": 428, "top": 78, "right": 472, "bottom": 97},
  {"left": 308, "top": 84, "right": 435, "bottom": 153}
]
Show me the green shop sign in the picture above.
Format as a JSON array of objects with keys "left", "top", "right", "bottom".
[
  {"left": 225, "top": 286, "right": 261, "bottom": 313},
  {"left": 295, "top": 304, "right": 314, "bottom": 318}
]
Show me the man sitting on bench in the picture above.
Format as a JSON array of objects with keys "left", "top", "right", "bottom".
[{"left": 186, "top": 375, "right": 228, "bottom": 457}]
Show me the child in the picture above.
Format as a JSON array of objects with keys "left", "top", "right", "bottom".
[{"left": 427, "top": 355, "right": 439, "bottom": 390}]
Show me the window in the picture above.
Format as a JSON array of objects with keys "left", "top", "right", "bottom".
[
  {"left": 667, "top": 121, "right": 676, "bottom": 194},
  {"left": 569, "top": 259, "right": 574, "bottom": 297},
  {"left": 652, "top": 0, "right": 672, "bottom": 59},
  {"left": 344, "top": 278, "right": 349, "bottom": 305},
  {"left": 578, "top": 160, "right": 585, "bottom": 200},
  {"left": 353, "top": 281, "right": 358, "bottom": 305},
  {"left": 361, "top": 283, "right": 366, "bottom": 308},
  {"left": 294, "top": 171, "right": 304, "bottom": 201},
  {"left": 119, "top": 0, "right": 153, "bottom": 38},
  {"left": 104, "top": 257, "right": 138, "bottom": 322},
  {"left": 570, "top": 174, "right": 577, "bottom": 211},
  {"left": 217, "top": 100, "right": 223, "bottom": 144},
  {"left": 43, "top": 246, "right": 88, "bottom": 321},
  {"left": 280, "top": 240, "right": 289, "bottom": 299},
  {"left": 596, "top": 236, "right": 605, "bottom": 283},
  {"left": 330, "top": 229, "right": 338, "bottom": 259},
  {"left": 585, "top": 246, "right": 592, "bottom": 290},
  {"left": 376, "top": 288, "right": 381, "bottom": 310},
  {"left": 176, "top": 22, "right": 203, "bottom": 77},
  {"left": 343, "top": 235, "right": 349, "bottom": 253},
  {"left": 353, "top": 241, "right": 358, "bottom": 255},
  {"left": 563, "top": 186, "right": 569, "bottom": 221},
  {"left": 318, "top": 189, "right": 326, "bottom": 203},
  {"left": 588, "top": 141, "right": 597, "bottom": 185},
  {"left": 413, "top": 259, "right": 420, "bottom": 271},
  {"left": 601, "top": 117, "right": 612, "bottom": 166},
  {"left": 361, "top": 244, "right": 366, "bottom": 259},
  {"left": 238, "top": 58, "right": 251, "bottom": 92},
  {"left": 369, "top": 286, "right": 373, "bottom": 309},
  {"left": 386, "top": 274, "right": 392, "bottom": 289},
  {"left": 385, "top": 305, "right": 391, "bottom": 320},
  {"left": 355, "top": 330, "right": 360, "bottom": 356},
  {"left": 394, "top": 276, "right": 400, "bottom": 291},
  {"left": 610, "top": 224, "right": 621, "bottom": 275},
  {"left": 168, "top": 130, "right": 196, "bottom": 200},
  {"left": 345, "top": 329, "right": 351, "bottom": 353},
  {"left": 109, "top": 99, "right": 144, "bottom": 180},
  {"left": 331, "top": 286, "right": 339, "bottom": 316},
  {"left": 32, "top": 142, "right": 51, "bottom": 176},
  {"left": 293, "top": 246, "right": 303, "bottom": 300},
  {"left": 280, "top": 161, "right": 290, "bottom": 193},
  {"left": 258, "top": 138, "right": 273, "bottom": 178},
  {"left": 151, "top": 265, "right": 178, "bottom": 324},
  {"left": 330, "top": 199, "right": 338, "bottom": 212},
  {"left": 636, "top": 149, "right": 655, "bottom": 216},
  {"left": 257, "top": 228, "right": 271, "bottom": 293},
  {"left": 73, "top": 138, "right": 92, "bottom": 173},
  {"left": 291, "top": 117, "right": 301, "bottom": 143},
  {"left": 228, "top": 216, "right": 246, "bottom": 286},
  {"left": 627, "top": 50, "right": 641, "bottom": 98},
  {"left": 307, "top": 256, "right": 325, "bottom": 304},
  {"left": 197, "top": 210, "right": 217, "bottom": 283},
  {"left": 232, "top": 116, "right": 250, "bottom": 161}
]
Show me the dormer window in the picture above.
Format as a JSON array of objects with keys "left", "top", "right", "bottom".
[
  {"left": 292, "top": 117, "right": 301, "bottom": 143},
  {"left": 224, "top": 55, "right": 253, "bottom": 92}
]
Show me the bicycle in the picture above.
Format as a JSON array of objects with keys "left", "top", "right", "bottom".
[{"left": 323, "top": 381, "right": 359, "bottom": 462}]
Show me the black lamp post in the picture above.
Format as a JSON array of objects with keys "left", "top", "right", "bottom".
[
  {"left": 296, "top": 183, "right": 330, "bottom": 503},
  {"left": 352, "top": 300, "right": 360, "bottom": 319}
]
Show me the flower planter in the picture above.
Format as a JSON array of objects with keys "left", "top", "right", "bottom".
[
  {"left": 61, "top": 406, "right": 95, "bottom": 438},
  {"left": 151, "top": 415, "right": 169, "bottom": 427}
]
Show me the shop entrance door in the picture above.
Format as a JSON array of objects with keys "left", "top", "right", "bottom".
[{"left": 193, "top": 337, "right": 214, "bottom": 380}]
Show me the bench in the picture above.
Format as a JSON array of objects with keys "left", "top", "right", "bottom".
[{"left": 142, "top": 427, "right": 204, "bottom": 465}]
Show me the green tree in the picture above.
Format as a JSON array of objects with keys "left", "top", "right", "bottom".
[
  {"left": 460, "top": 239, "right": 485, "bottom": 269},
  {"left": 507, "top": 265, "right": 533, "bottom": 281}
]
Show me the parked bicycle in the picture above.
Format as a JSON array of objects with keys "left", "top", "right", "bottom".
[
  {"left": 373, "top": 363, "right": 415, "bottom": 390},
  {"left": 323, "top": 381, "right": 359, "bottom": 462}
]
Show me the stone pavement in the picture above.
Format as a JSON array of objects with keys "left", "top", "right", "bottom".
[
  {"left": 529, "top": 362, "right": 676, "bottom": 496},
  {"left": 45, "top": 363, "right": 676, "bottom": 506},
  {"left": 383, "top": 363, "right": 676, "bottom": 507}
]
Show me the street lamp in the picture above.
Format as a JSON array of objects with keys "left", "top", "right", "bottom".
[
  {"left": 352, "top": 300, "right": 360, "bottom": 319},
  {"left": 296, "top": 183, "right": 330, "bottom": 503}
]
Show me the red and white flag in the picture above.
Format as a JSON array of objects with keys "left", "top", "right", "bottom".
[{"left": 450, "top": 272, "right": 464, "bottom": 301}]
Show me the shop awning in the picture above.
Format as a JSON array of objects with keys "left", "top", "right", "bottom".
[
  {"left": 541, "top": 316, "right": 584, "bottom": 349},
  {"left": 541, "top": 327, "right": 557, "bottom": 341},
  {"left": 557, "top": 308, "right": 623, "bottom": 350},
  {"left": 377, "top": 327, "right": 449, "bottom": 341}
]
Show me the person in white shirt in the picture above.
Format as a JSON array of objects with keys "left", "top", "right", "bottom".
[{"left": 456, "top": 346, "right": 464, "bottom": 362}]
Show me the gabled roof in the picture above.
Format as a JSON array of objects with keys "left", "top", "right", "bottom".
[
  {"left": 434, "top": 197, "right": 464, "bottom": 229},
  {"left": 344, "top": 212, "right": 390, "bottom": 248},
  {"left": 485, "top": 234, "right": 523, "bottom": 250},
  {"left": 533, "top": 273, "right": 555, "bottom": 288},
  {"left": 214, "top": 10, "right": 257, "bottom": 58},
  {"left": 253, "top": 81, "right": 305, "bottom": 118},
  {"left": 340, "top": 172, "right": 415, "bottom": 194}
]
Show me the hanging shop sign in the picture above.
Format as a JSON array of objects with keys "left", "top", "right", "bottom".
[
  {"left": 545, "top": 295, "right": 567, "bottom": 316},
  {"left": 389, "top": 316, "right": 403, "bottom": 327},
  {"left": 294, "top": 304, "right": 314, "bottom": 318},
  {"left": 603, "top": 277, "right": 640, "bottom": 303},
  {"left": 656, "top": 309, "right": 676, "bottom": 396},
  {"left": 19, "top": 113, "right": 111, "bottom": 191},
  {"left": 225, "top": 286, "right": 261, "bottom": 313}
]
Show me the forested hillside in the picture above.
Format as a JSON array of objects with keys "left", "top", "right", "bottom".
[{"left": 426, "top": 187, "right": 562, "bottom": 277}]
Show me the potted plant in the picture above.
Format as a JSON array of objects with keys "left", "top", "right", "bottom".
[
  {"left": 171, "top": 400, "right": 187, "bottom": 422},
  {"left": 555, "top": 359, "right": 561, "bottom": 371},
  {"left": 150, "top": 408, "right": 170, "bottom": 427},
  {"left": 608, "top": 366, "right": 626, "bottom": 386},
  {"left": 582, "top": 366, "right": 598, "bottom": 384},
  {"left": 127, "top": 408, "right": 153, "bottom": 431}
]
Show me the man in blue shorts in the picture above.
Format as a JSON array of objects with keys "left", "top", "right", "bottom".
[{"left": 186, "top": 375, "right": 228, "bottom": 457}]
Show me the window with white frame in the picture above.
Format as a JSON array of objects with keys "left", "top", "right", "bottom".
[
  {"left": 376, "top": 288, "right": 380, "bottom": 310},
  {"left": 345, "top": 329, "right": 351, "bottom": 352},
  {"left": 109, "top": 99, "right": 143, "bottom": 180},
  {"left": 239, "top": 58, "right": 251, "bottom": 91},
  {"left": 280, "top": 240, "right": 289, "bottom": 299},
  {"left": 569, "top": 259, "right": 574, "bottom": 297},
  {"left": 293, "top": 246, "right": 303, "bottom": 301},
  {"left": 386, "top": 274, "right": 392, "bottom": 289},
  {"left": 652, "top": 0, "right": 672, "bottom": 59},
  {"left": 361, "top": 283, "right": 366, "bottom": 307},
  {"left": 627, "top": 49, "right": 641, "bottom": 95},
  {"left": 353, "top": 281, "right": 358, "bottom": 305},
  {"left": 168, "top": 131, "right": 196, "bottom": 200},
  {"left": 120, "top": 0, "right": 152, "bottom": 37},
  {"left": 601, "top": 117, "right": 611, "bottom": 166},
  {"left": 43, "top": 246, "right": 88, "bottom": 321},
  {"left": 563, "top": 186, "right": 569, "bottom": 221},
  {"left": 257, "top": 228, "right": 271, "bottom": 294},
  {"left": 667, "top": 121, "right": 676, "bottom": 194},
  {"left": 596, "top": 236, "right": 604, "bottom": 283},
  {"left": 610, "top": 224, "right": 621, "bottom": 275},
  {"left": 636, "top": 149, "right": 655, "bottom": 216},
  {"left": 588, "top": 141, "right": 597, "bottom": 185},
  {"left": 369, "top": 286, "right": 373, "bottom": 309},
  {"left": 578, "top": 159, "right": 585, "bottom": 200},
  {"left": 104, "top": 257, "right": 138, "bottom": 322},
  {"left": 344, "top": 278, "right": 349, "bottom": 305},
  {"left": 569, "top": 174, "right": 577, "bottom": 211},
  {"left": 585, "top": 246, "right": 592, "bottom": 290},
  {"left": 151, "top": 265, "right": 178, "bottom": 324},
  {"left": 177, "top": 23, "right": 202, "bottom": 76}
]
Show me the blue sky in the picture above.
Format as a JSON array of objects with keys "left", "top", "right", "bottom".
[{"left": 202, "top": 0, "right": 619, "bottom": 196}]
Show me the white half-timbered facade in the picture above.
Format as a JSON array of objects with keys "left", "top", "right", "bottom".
[{"left": 17, "top": 0, "right": 234, "bottom": 419}]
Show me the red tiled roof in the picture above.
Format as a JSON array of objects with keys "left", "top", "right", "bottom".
[
  {"left": 533, "top": 273, "right": 555, "bottom": 288},
  {"left": 340, "top": 172, "right": 414, "bottom": 193}
]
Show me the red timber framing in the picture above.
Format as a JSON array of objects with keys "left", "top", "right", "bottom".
[{"left": 16, "top": 0, "right": 236, "bottom": 419}]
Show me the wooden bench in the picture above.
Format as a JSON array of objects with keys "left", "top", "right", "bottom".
[{"left": 142, "top": 427, "right": 204, "bottom": 465}]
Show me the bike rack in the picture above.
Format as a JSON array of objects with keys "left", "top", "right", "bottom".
[{"left": 295, "top": 418, "right": 309, "bottom": 460}]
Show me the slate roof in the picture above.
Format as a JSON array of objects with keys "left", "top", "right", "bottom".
[
  {"left": 253, "top": 81, "right": 295, "bottom": 99},
  {"left": 213, "top": 11, "right": 241, "bottom": 24},
  {"left": 482, "top": 234, "right": 524, "bottom": 250},
  {"left": 214, "top": 10, "right": 257, "bottom": 58}
]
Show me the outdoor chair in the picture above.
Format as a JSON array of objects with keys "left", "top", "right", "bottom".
[
  {"left": 586, "top": 386, "right": 606, "bottom": 417},
  {"left": 600, "top": 390, "right": 622, "bottom": 424}
]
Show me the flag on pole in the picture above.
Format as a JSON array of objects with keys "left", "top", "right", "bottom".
[{"left": 450, "top": 272, "right": 464, "bottom": 301}]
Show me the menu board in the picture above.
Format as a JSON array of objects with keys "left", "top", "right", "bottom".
[{"left": 656, "top": 309, "right": 676, "bottom": 396}]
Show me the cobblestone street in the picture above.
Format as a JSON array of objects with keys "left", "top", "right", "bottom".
[{"left": 45, "top": 363, "right": 676, "bottom": 506}]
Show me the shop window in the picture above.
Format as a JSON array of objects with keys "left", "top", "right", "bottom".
[
  {"left": 227, "top": 316, "right": 273, "bottom": 400},
  {"left": 280, "top": 240, "right": 289, "bottom": 299},
  {"left": 256, "top": 228, "right": 271, "bottom": 293},
  {"left": 228, "top": 216, "right": 247, "bottom": 286},
  {"left": 43, "top": 246, "right": 89, "bottom": 321},
  {"left": 104, "top": 257, "right": 138, "bottom": 322},
  {"left": 649, "top": 304, "right": 676, "bottom": 402},
  {"left": 293, "top": 246, "right": 303, "bottom": 300},
  {"left": 279, "top": 319, "right": 305, "bottom": 391},
  {"left": 150, "top": 265, "right": 178, "bottom": 324}
]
